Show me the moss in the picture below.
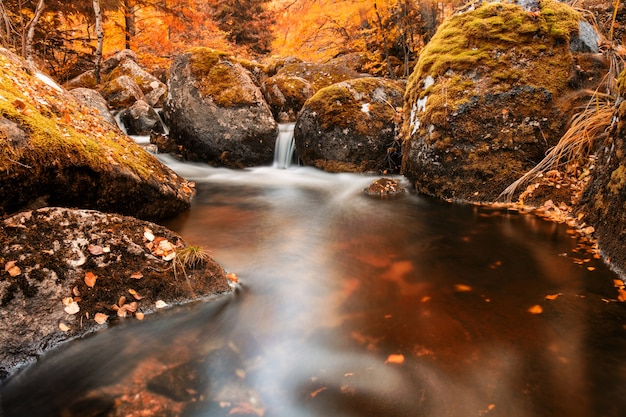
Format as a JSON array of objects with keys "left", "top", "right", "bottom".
[
  {"left": 0, "top": 54, "right": 159, "bottom": 181},
  {"left": 607, "top": 164, "right": 626, "bottom": 195}
]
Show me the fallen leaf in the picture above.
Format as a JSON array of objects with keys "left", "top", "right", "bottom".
[
  {"left": 94, "top": 312, "right": 108, "bottom": 324},
  {"left": 385, "top": 354, "right": 405, "bottom": 364},
  {"left": 155, "top": 300, "right": 167, "bottom": 309},
  {"left": 128, "top": 289, "right": 143, "bottom": 300},
  {"left": 4, "top": 260, "right": 21, "bottom": 277},
  {"left": 143, "top": 229, "right": 155, "bottom": 241},
  {"left": 618, "top": 287, "right": 626, "bottom": 303},
  {"left": 84, "top": 271, "right": 97, "bottom": 287},
  {"left": 528, "top": 305, "right": 543, "bottom": 314},
  {"left": 454, "top": 284, "right": 472, "bottom": 292},
  {"left": 421, "top": 296, "right": 431, "bottom": 303},
  {"left": 130, "top": 271, "right": 143, "bottom": 279},
  {"left": 310, "top": 387, "right": 327, "bottom": 398},
  {"left": 59, "top": 322, "right": 70, "bottom": 332},
  {"left": 72, "top": 286, "right": 81, "bottom": 297},
  {"left": 64, "top": 301, "right": 80, "bottom": 315},
  {"left": 135, "top": 311, "right": 145, "bottom": 320},
  {"left": 88, "top": 244, "right": 104, "bottom": 255},
  {"left": 544, "top": 293, "right": 561, "bottom": 301},
  {"left": 163, "top": 252, "right": 176, "bottom": 261},
  {"left": 227, "top": 272, "right": 239, "bottom": 283},
  {"left": 613, "top": 279, "right": 625, "bottom": 289},
  {"left": 587, "top": 266, "right": 595, "bottom": 271}
]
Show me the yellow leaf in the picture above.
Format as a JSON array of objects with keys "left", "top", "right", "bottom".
[
  {"left": 59, "top": 322, "right": 70, "bottom": 332},
  {"left": 385, "top": 354, "right": 405, "bottom": 364},
  {"left": 84, "top": 271, "right": 97, "bottom": 287},
  {"left": 4, "top": 260, "right": 21, "bottom": 277},
  {"left": 528, "top": 305, "right": 543, "bottom": 314}
]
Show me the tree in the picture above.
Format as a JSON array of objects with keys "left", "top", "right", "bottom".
[
  {"left": 93, "top": 0, "right": 103, "bottom": 82},
  {"left": 23, "top": 0, "right": 45, "bottom": 62}
]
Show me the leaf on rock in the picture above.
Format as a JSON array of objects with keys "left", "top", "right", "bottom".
[
  {"left": 130, "top": 271, "right": 143, "bottom": 279},
  {"left": 143, "top": 228, "right": 155, "bottom": 242},
  {"left": 88, "top": 244, "right": 104, "bottom": 255},
  {"left": 528, "top": 305, "right": 543, "bottom": 314},
  {"left": 155, "top": 300, "right": 167, "bottom": 309},
  {"left": 613, "top": 279, "right": 625, "bottom": 289},
  {"left": 544, "top": 293, "right": 561, "bottom": 301},
  {"left": 94, "top": 312, "right": 108, "bottom": 324},
  {"left": 135, "top": 311, "right": 145, "bottom": 320},
  {"left": 4, "top": 260, "right": 21, "bottom": 277},
  {"left": 84, "top": 271, "right": 97, "bottom": 287},
  {"left": 454, "top": 284, "right": 472, "bottom": 292},
  {"left": 618, "top": 287, "right": 626, "bottom": 303},
  {"left": 128, "top": 289, "right": 143, "bottom": 300},
  {"left": 227, "top": 272, "right": 239, "bottom": 283},
  {"left": 64, "top": 301, "right": 80, "bottom": 315},
  {"left": 59, "top": 322, "right": 70, "bottom": 332}
]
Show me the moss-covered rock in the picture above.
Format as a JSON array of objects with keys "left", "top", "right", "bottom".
[
  {"left": 0, "top": 47, "right": 194, "bottom": 222},
  {"left": 401, "top": 0, "right": 605, "bottom": 202},
  {"left": 262, "top": 74, "right": 314, "bottom": 122},
  {"left": 163, "top": 48, "right": 277, "bottom": 168},
  {"left": 294, "top": 77, "right": 404, "bottom": 173},
  {"left": 99, "top": 74, "right": 145, "bottom": 110},
  {"left": 106, "top": 58, "right": 168, "bottom": 108},
  {"left": 275, "top": 62, "right": 362, "bottom": 92}
]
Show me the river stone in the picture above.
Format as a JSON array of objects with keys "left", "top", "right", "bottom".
[
  {"left": 119, "top": 99, "right": 165, "bottom": 135},
  {"left": 295, "top": 77, "right": 404, "bottom": 174},
  {"left": 99, "top": 74, "right": 145, "bottom": 110},
  {"left": 262, "top": 74, "right": 314, "bottom": 122},
  {"left": 0, "top": 47, "right": 194, "bottom": 221},
  {"left": 273, "top": 61, "right": 362, "bottom": 91},
  {"left": 0, "top": 207, "right": 231, "bottom": 380},
  {"left": 163, "top": 48, "right": 278, "bottom": 168},
  {"left": 401, "top": 0, "right": 606, "bottom": 202},
  {"left": 69, "top": 87, "right": 118, "bottom": 127}
]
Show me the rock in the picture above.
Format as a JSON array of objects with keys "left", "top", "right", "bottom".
[
  {"left": 69, "top": 87, "right": 118, "bottom": 127},
  {"left": 262, "top": 74, "right": 314, "bottom": 122},
  {"left": 401, "top": 0, "right": 606, "bottom": 202},
  {"left": 294, "top": 77, "right": 404, "bottom": 173},
  {"left": 364, "top": 178, "right": 405, "bottom": 197},
  {"left": 0, "top": 207, "right": 231, "bottom": 380},
  {"left": 106, "top": 57, "right": 168, "bottom": 108},
  {"left": 99, "top": 74, "right": 145, "bottom": 110},
  {"left": 273, "top": 61, "right": 362, "bottom": 91},
  {"left": 150, "top": 131, "right": 179, "bottom": 154},
  {"left": 100, "top": 49, "right": 139, "bottom": 74},
  {"left": 163, "top": 48, "right": 278, "bottom": 168},
  {"left": 64, "top": 70, "right": 98, "bottom": 90},
  {"left": 0, "top": 47, "right": 194, "bottom": 221},
  {"left": 119, "top": 99, "right": 165, "bottom": 135}
]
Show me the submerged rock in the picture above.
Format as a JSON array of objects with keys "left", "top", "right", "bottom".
[
  {"left": 364, "top": 178, "right": 406, "bottom": 197},
  {"left": 0, "top": 47, "right": 194, "bottom": 222},
  {"left": 295, "top": 77, "right": 404, "bottom": 174},
  {"left": 164, "top": 48, "right": 278, "bottom": 168},
  {"left": 401, "top": 0, "right": 606, "bottom": 202},
  {"left": 0, "top": 207, "right": 231, "bottom": 380}
]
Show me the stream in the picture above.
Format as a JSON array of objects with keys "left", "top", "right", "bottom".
[{"left": 1, "top": 128, "right": 625, "bottom": 417}]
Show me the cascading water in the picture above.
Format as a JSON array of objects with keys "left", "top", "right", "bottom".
[{"left": 273, "top": 123, "right": 298, "bottom": 169}]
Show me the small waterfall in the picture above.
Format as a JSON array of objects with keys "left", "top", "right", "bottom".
[{"left": 273, "top": 123, "right": 297, "bottom": 169}]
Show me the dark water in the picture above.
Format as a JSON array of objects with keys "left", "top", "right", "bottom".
[{"left": 1, "top": 163, "right": 625, "bottom": 417}]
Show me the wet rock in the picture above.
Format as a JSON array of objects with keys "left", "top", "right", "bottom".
[
  {"left": 273, "top": 61, "right": 362, "bottom": 92},
  {"left": 147, "top": 360, "right": 209, "bottom": 402},
  {"left": 262, "top": 74, "right": 314, "bottom": 122},
  {"left": 151, "top": 131, "right": 180, "bottom": 154},
  {"left": 0, "top": 207, "right": 231, "bottom": 380},
  {"left": 119, "top": 99, "right": 165, "bottom": 135},
  {"left": 99, "top": 74, "right": 145, "bottom": 110},
  {"left": 0, "top": 48, "right": 194, "bottom": 221},
  {"left": 401, "top": 0, "right": 606, "bottom": 202},
  {"left": 69, "top": 87, "right": 118, "bottom": 127},
  {"left": 164, "top": 48, "right": 277, "bottom": 168},
  {"left": 364, "top": 178, "right": 405, "bottom": 197},
  {"left": 295, "top": 77, "right": 404, "bottom": 174}
]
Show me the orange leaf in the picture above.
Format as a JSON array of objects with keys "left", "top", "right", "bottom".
[
  {"left": 227, "top": 272, "right": 239, "bottom": 283},
  {"left": 84, "top": 271, "right": 97, "bottom": 287},
  {"left": 130, "top": 271, "right": 143, "bottom": 279},
  {"left": 94, "top": 312, "right": 108, "bottom": 324},
  {"left": 613, "top": 279, "right": 625, "bottom": 289},
  {"left": 618, "top": 287, "right": 626, "bottom": 303},
  {"left": 544, "top": 293, "right": 561, "bottom": 301},
  {"left": 454, "top": 284, "right": 472, "bottom": 292},
  {"left": 310, "top": 387, "right": 327, "bottom": 398},
  {"left": 385, "top": 354, "right": 405, "bottom": 364},
  {"left": 528, "top": 305, "right": 543, "bottom": 314}
]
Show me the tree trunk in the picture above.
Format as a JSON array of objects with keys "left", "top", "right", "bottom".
[
  {"left": 93, "top": 0, "right": 104, "bottom": 84},
  {"left": 23, "top": 0, "right": 45, "bottom": 62},
  {"left": 123, "top": 0, "right": 135, "bottom": 50}
]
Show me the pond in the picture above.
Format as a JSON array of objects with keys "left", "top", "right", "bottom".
[{"left": 1, "top": 158, "right": 625, "bottom": 417}]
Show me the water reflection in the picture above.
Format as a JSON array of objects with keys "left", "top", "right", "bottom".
[{"left": 1, "top": 166, "right": 625, "bottom": 417}]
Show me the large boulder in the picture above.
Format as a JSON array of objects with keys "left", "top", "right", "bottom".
[
  {"left": 294, "top": 77, "right": 404, "bottom": 173},
  {"left": 401, "top": 0, "right": 606, "bottom": 202},
  {"left": 163, "top": 48, "right": 278, "bottom": 168},
  {"left": 119, "top": 99, "right": 165, "bottom": 135},
  {"left": 106, "top": 55, "right": 168, "bottom": 108},
  {"left": 0, "top": 207, "right": 231, "bottom": 379},
  {"left": 0, "top": 47, "right": 194, "bottom": 222},
  {"left": 99, "top": 74, "right": 145, "bottom": 110}
]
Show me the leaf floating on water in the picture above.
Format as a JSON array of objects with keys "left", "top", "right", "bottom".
[
  {"left": 64, "top": 301, "right": 80, "bottom": 315},
  {"left": 228, "top": 402, "right": 266, "bottom": 416},
  {"left": 84, "top": 271, "right": 97, "bottom": 287},
  {"left": 310, "top": 387, "right": 327, "bottom": 398},
  {"left": 385, "top": 354, "right": 405, "bottom": 364},
  {"left": 454, "top": 284, "right": 472, "bottom": 292},
  {"left": 94, "top": 312, "right": 108, "bottom": 324},
  {"left": 59, "top": 322, "right": 70, "bottom": 332},
  {"left": 130, "top": 271, "right": 143, "bottom": 279},
  {"left": 544, "top": 293, "right": 561, "bottom": 301},
  {"left": 528, "top": 305, "right": 543, "bottom": 314}
]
